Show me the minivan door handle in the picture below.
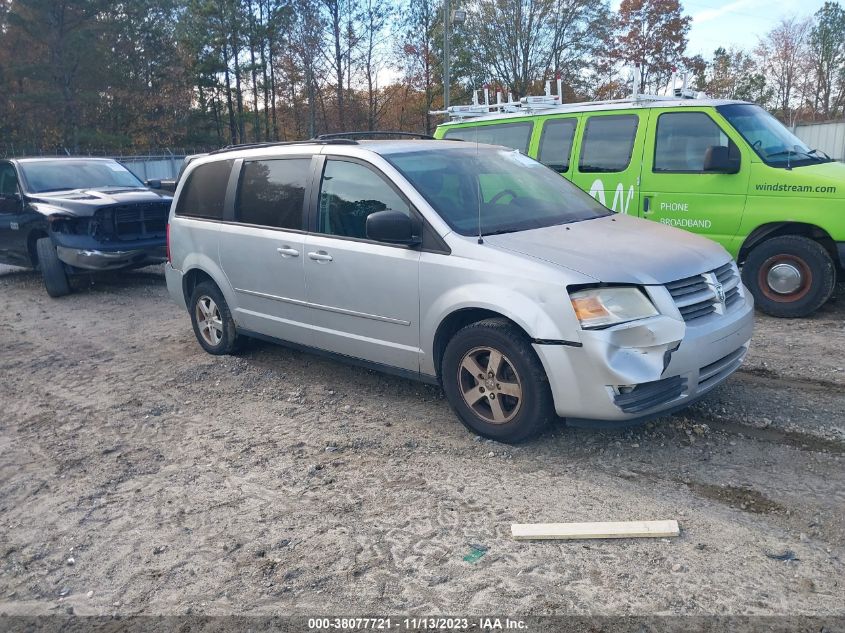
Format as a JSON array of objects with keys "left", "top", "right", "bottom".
[
  {"left": 276, "top": 246, "right": 300, "bottom": 257},
  {"left": 307, "top": 250, "right": 333, "bottom": 262}
]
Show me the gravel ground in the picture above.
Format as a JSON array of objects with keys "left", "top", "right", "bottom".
[{"left": 0, "top": 265, "right": 843, "bottom": 617}]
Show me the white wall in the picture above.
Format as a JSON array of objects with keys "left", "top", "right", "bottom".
[{"left": 793, "top": 120, "right": 845, "bottom": 161}]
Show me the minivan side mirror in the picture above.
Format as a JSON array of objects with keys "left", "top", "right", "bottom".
[
  {"left": 366, "top": 210, "right": 421, "bottom": 245},
  {"left": 703, "top": 144, "right": 741, "bottom": 174}
]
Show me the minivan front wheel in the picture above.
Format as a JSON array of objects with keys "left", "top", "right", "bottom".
[
  {"left": 441, "top": 318, "right": 555, "bottom": 443},
  {"left": 189, "top": 281, "right": 240, "bottom": 355},
  {"left": 742, "top": 236, "right": 835, "bottom": 318}
]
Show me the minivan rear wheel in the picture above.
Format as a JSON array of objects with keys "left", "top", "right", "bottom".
[
  {"left": 441, "top": 318, "right": 554, "bottom": 443},
  {"left": 742, "top": 236, "right": 835, "bottom": 318},
  {"left": 189, "top": 281, "right": 241, "bottom": 355}
]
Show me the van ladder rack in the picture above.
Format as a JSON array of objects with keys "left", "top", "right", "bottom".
[{"left": 432, "top": 68, "right": 705, "bottom": 122}]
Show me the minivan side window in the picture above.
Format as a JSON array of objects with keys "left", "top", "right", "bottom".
[
  {"left": 537, "top": 119, "right": 577, "bottom": 172},
  {"left": 442, "top": 122, "right": 533, "bottom": 154},
  {"left": 175, "top": 159, "right": 234, "bottom": 219},
  {"left": 578, "top": 115, "right": 639, "bottom": 173},
  {"left": 654, "top": 112, "right": 730, "bottom": 173},
  {"left": 235, "top": 158, "right": 309, "bottom": 230},
  {"left": 317, "top": 159, "right": 411, "bottom": 240}
]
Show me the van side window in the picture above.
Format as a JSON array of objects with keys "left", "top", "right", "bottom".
[
  {"left": 175, "top": 159, "right": 234, "bottom": 219},
  {"left": 654, "top": 112, "right": 730, "bottom": 172},
  {"left": 318, "top": 160, "right": 410, "bottom": 240},
  {"left": 236, "top": 159, "right": 309, "bottom": 230},
  {"left": 538, "top": 119, "right": 577, "bottom": 172},
  {"left": 578, "top": 115, "right": 638, "bottom": 173},
  {"left": 442, "top": 122, "right": 533, "bottom": 154}
]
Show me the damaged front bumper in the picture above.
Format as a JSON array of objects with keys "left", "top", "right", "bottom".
[
  {"left": 534, "top": 288, "right": 754, "bottom": 426},
  {"left": 56, "top": 244, "right": 167, "bottom": 271}
]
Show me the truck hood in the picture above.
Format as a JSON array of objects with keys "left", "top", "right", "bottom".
[
  {"left": 27, "top": 188, "right": 172, "bottom": 217},
  {"left": 483, "top": 214, "right": 731, "bottom": 285}
]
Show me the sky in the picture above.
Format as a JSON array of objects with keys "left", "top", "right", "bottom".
[{"left": 611, "top": 0, "right": 830, "bottom": 58}]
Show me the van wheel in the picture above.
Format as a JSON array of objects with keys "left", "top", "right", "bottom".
[
  {"left": 742, "top": 235, "right": 835, "bottom": 318},
  {"left": 36, "top": 237, "right": 71, "bottom": 298},
  {"left": 189, "top": 281, "right": 241, "bottom": 355},
  {"left": 441, "top": 318, "right": 554, "bottom": 443}
]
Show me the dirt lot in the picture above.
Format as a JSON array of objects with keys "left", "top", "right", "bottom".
[{"left": 0, "top": 264, "right": 843, "bottom": 617}]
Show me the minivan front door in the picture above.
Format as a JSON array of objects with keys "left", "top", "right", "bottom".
[
  {"left": 303, "top": 157, "right": 422, "bottom": 372},
  {"left": 639, "top": 110, "right": 749, "bottom": 249},
  {"left": 218, "top": 157, "right": 313, "bottom": 346}
]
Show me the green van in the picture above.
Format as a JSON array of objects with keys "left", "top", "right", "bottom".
[{"left": 434, "top": 99, "right": 844, "bottom": 317}]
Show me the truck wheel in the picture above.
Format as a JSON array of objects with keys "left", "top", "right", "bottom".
[
  {"left": 441, "top": 318, "right": 555, "bottom": 443},
  {"left": 189, "top": 281, "right": 241, "bottom": 355},
  {"left": 36, "top": 237, "right": 71, "bottom": 298},
  {"left": 742, "top": 235, "right": 835, "bottom": 318}
]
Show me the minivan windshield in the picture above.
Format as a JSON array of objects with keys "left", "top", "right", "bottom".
[
  {"left": 386, "top": 147, "right": 611, "bottom": 236},
  {"left": 717, "top": 104, "right": 832, "bottom": 168},
  {"left": 20, "top": 160, "right": 145, "bottom": 193}
]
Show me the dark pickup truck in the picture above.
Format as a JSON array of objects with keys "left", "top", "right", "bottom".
[{"left": 0, "top": 157, "right": 171, "bottom": 297}]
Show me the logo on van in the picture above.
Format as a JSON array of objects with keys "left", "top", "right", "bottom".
[{"left": 588, "top": 179, "right": 635, "bottom": 214}]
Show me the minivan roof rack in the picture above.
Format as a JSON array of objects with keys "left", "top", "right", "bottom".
[
  {"left": 315, "top": 131, "right": 436, "bottom": 140},
  {"left": 209, "top": 138, "right": 358, "bottom": 155}
]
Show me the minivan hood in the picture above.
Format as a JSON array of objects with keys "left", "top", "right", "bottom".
[
  {"left": 27, "top": 188, "right": 172, "bottom": 217},
  {"left": 483, "top": 214, "right": 730, "bottom": 285}
]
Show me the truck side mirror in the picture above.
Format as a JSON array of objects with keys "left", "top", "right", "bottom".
[
  {"left": 703, "top": 143, "right": 741, "bottom": 174},
  {"left": 146, "top": 179, "right": 163, "bottom": 189}
]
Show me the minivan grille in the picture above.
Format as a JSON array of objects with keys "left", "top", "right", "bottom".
[{"left": 666, "top": 262, "right": 742, "bottom": 323}]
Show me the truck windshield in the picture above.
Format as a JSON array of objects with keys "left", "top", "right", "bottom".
[
  {"left": 20, "top": 160, "right": 145, "bottom": 193},
  {"left": 385, "top": 147, "right": 611, "bottom": 236},
  {"left": 717, "top": 104, "right": 831, "bottom": 168}
]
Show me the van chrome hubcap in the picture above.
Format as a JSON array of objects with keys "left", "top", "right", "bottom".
[
  {"left": 767, "top": 262, "right": 802, "bottom": 295},
  {"left": 458, "top": 346, "right": 522, "bottom": 424},
  {"left": 195, "top": 296, "right": 224, "bottom": 346},
  {"left": 759, "top": 254, "right": 812, "bottom": 302}
]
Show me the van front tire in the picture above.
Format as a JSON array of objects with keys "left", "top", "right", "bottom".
[
  {"left": 189, "top": 281, "right": 241, "bottom": 355},
  {"left": 742, "top": 235, "right": 835, "bottom": 318},
  {"left": 36, "top": 237, "right": 71, "bottom": 298},
  {"left": 441, "top": 318, "right": 554, "bottom": 443}
]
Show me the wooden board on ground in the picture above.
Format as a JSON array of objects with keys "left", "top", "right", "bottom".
[{"left": 511, "top": 520, "right": 680, "bottom": 541}]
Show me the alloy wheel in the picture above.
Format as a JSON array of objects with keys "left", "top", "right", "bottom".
[{"left": 457, "top": 346, "right": 523, "bottom": 424}]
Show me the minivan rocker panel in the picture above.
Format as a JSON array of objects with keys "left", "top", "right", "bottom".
[{"left": 166, "top": 140, "right": 754, "bottom": 442}]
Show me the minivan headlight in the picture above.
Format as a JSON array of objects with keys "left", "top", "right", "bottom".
[{"left": 570, "top": 287, "right": 659, "bottom": 329}]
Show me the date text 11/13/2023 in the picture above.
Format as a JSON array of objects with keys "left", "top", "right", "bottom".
[{"left": 308, "top": 617, "right": 528, "bottom": 630}]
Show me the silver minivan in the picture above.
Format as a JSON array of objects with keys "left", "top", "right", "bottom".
[{"left": 165, "top": 139, "right": 754, "bottom": 442}]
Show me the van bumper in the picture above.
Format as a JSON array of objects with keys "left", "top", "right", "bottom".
[
  {"left": 533, "top": 291, "right": 754, "bottom": 425},
  {"left": 165, "top": 262, "right": 187, "bottom": 310}
]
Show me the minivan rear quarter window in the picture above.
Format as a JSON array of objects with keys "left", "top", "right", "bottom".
[
  {"left": 176, "top": 159, "right": 234, "bottom": 219},
  {"left": 442, "top": 122, "right": 533, "bottom": 154},
  {"left": 578, "top": 115, "right": 638, "bottom": 173},
  {"left": 236, "top": 158, "right": 309, "bottom": 230}
]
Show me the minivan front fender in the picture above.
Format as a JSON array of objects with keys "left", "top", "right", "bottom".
[{"left": 421, "top": 282, "right": 580, "bottom": 377}]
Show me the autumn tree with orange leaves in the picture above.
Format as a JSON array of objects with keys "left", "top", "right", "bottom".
[{"left": 611, "top": 0, "right": 691, "bottom": 94}]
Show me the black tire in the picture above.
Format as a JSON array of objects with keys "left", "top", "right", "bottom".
[
  {"left": 742, "top": 235, "right": 836, "bottom": 318},
  {"left": 441, "top": 318, "right": 555, "bottom": 443},
  {"left": 35, "top": 237, "right": 71, "bottom": 298},
  {"left": 188, "top": 281, "right": 241, "bottom": 355}
]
